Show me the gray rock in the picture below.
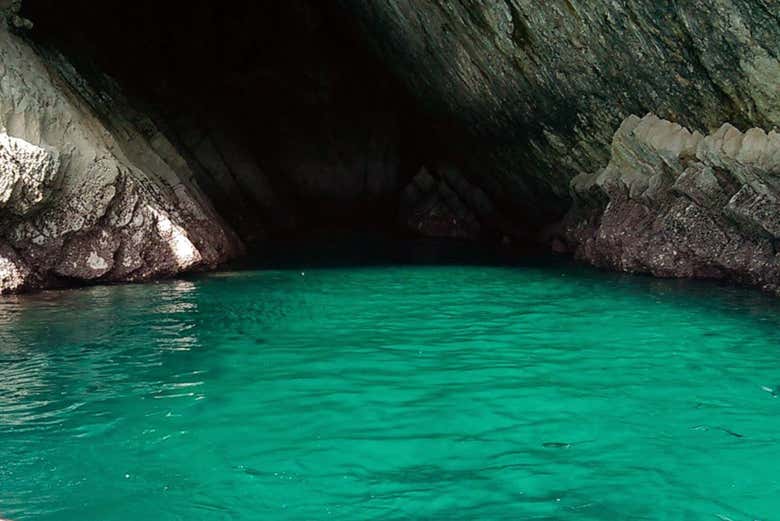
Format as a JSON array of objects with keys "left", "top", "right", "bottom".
[
  {"left": 0, "top": 132, "right": 61, "bottom": 215},
  {"left": 563, "top": 113, "right": 780, "bottom": 293},
  {"left": 0, "top": 26, "right": 242, "bottom": 293},
  {"left": 4, "top": 0, "right": 780, "bottom": 294},
  {"left": 399, "top": 165, "right": 487, "bottom": 240},
  {"left": 0, "top": 0, "right": 31, "bottom": 30},
  {"left": 335, "top": 0, "right": 779, "bottom": 224}
]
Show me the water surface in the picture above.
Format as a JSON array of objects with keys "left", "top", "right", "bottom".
[{"left": 1, "top": 248, "right": 780, "bottom": 520}]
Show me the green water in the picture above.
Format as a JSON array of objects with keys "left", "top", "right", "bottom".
[{"left": 2, "top": 250, "right": 780, "bottom": 520}]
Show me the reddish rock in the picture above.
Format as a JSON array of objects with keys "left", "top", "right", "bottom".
[{"left": 563, "top": 114, "right": 780, "bottom": 294}]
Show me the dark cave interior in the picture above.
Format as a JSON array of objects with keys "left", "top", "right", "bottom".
[{"left": 18, "top": 0, "right": 549, "bottom": 250}]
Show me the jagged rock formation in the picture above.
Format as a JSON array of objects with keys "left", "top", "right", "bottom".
[
  {"left": 399, "top": 165, "right": 498, "bottom": 240},
  {"left": 563, "top": 114, "right": 780, "bottom": 293},
  {"left": 335, "top": 1, "right": 780, "bottom": 228},
  {"left": 21, "top": 0, "right": 409, "bottom": 241},
  {"left": 0, "top": 21, "right": 241, "bottom": 293},
  {"left": 0, "top": 0, "right": 31, "bottom": 30},
  {"left": 0, "top": 132, "right": 61, "bottom": 216},
  {"left": 2, "top": 0, "right": 780, "bottom": 294}
]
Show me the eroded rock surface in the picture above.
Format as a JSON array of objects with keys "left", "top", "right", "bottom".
[
  {"left": 0, "top": 132, "right": 61, "bottom": 215},
  {"left": 3, "top": 0, "right": 780, "bottom": 294},
  {"left": 0, "top": 0, "right": 31, "bottom": 30},
  {"left": 0, "top": 25, "right": 242, "bottom": 293},
  {"left": 563, "top": 114, "right": 780, "bottom": 293},
  {"left": 336, "top": 1, "right": 780, "bottom": 226},
  {"left": 399, "top": 165, "right": 499, "bottom": 240},
  {"left": 21, "top": 0, "right": 409, "bottom": 240}
]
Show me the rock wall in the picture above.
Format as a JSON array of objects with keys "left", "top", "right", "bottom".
[
  {"left": 399, "top": 164, "right": 499, "bottom": 240},
  {"left": 2, "top": 0, "right": 780, "bottom": 294},
  {"left": 21, "top": 0, "right": 410, "bottom": 240},
  {"left": 335, "top": 0, "right": 780, "bottom": 292},
  {"left": 563, "top": 114, "right": 780, "bottom": 293},
  {"left": 0, "top": 21, "right": 242, "bottom": 293},
  {"left": 335, "top": 0, "right": 780, "bottom": 227}
]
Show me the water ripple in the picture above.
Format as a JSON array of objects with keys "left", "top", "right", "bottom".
[{"left": 2, "top": 262, "right": 780, "bottom": 520}]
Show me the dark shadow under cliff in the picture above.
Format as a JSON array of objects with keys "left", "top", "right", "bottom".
[{"left": 21, "top": 0, "right": 515, "bottom": 247}]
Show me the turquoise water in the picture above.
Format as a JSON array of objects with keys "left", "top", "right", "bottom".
[{"left": 2, "top": 250, "right": 780, "bottom": 520}]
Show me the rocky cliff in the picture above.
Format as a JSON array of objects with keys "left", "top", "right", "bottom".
[
  {"left": 337, "top": 1, "right": 779, "bottom": 225},
  {"left": 1, "top": 0, "right": 779, "bottom": 294},
  {"left": 564, "top": 114, "right": 780, "bottom": 292},
  {"left": 20, "top": 0, "right": 413, "bottom": 242},
  {"left": 0, "top": 9, "right": 242, "bottom": 293}
]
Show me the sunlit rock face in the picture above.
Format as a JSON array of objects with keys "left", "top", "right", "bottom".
[
  {"left": 334, "top": 0, "right": 780, "bottom": 227},
  {"left": 0, "top": 0, "right": 420, "bottom": 293},
  {"left": 20, "top": 0, "right": 413, "bottom": 241},
  {"left": 2, "top": 0, "right": 780, "bottom": 294},
  {"left": 0, "top": 133, "right": 62, "bottom": 216},
  {"left": 563, "top": 114, "right": 780, "bottom": 293},
  {"left": 0, "top": 25, "right": 242, "bottom": 294}
]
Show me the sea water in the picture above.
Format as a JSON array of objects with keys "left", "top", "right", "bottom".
[{"left": 1, "top": 248, "right": 779, "bottom": 520}]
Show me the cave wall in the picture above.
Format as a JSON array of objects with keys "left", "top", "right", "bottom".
[
  {"left": 3, "top": 0, "right": 514, "bottom": 293},
  {"left": 335, "top": 0, "right": 780, "bottom": 223},
  {"left": 328, "top": 0, "right": 780, "bottom": 293},
  {"left": 20, "top": 0, "right": 427, "bottom": 240},
  {"left": 2, "top": 0, "right": 780, "bottom": 293},
  {"left": 0, "top": 11, "right": 242, "bottom": 293},
  {"left": 564, "top": 114, "right": 780, "bottom": 293}
]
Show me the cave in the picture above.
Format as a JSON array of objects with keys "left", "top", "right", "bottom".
[
  {"left": 19, "top": 0, "right": 534, "bottom": 249},
  {"left": 0, "top": 0, "right": 777, "bottom": 294},
  {"left": 3, "top": 2, "right": 780, "bottom": 519}
]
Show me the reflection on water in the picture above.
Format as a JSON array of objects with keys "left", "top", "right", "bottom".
[{"left": 1, "top": 256, "right": 780, "bottom": 520}]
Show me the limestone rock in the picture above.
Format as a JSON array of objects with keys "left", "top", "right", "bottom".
[
  {"left": 0, "top": 0, "right": 31, "bottom": 30},
  {"left": 335, "top": 1, "right": 780, "bottom": 225},
  {"left": 4, "top": 0, "right": 780, "bottom": 295},
  {"left": 0, "top": 26, "right": 242, "bottom": 293},
  {"left": 0, "top": 132, "right": 61, "bottom": 215},
  {"left": 563, "top": 113, "right": 780, "bottom": 294},
  {"left": 22, "top": 0, "right": 408, "bottom": 240}
]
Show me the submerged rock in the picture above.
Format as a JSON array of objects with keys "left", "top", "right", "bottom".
[
  {"left": 0, "top": 24, "right": 242, "bottom": 293},
  {"left": 562, "top": 113, "right": 780, "bottom": 293}
]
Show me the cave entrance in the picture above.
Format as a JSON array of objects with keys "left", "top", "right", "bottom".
[{"left": 21, "top": 0, "right": 497, "bottom": 248}]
